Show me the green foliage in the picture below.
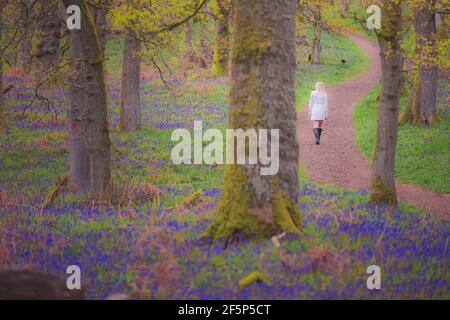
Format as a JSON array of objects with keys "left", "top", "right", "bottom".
[
  {"left": 110, "top": 0, "right": 206, "bottom": 70},
  {"left": 111, "top": 0, "right": 204, "bottom": 35}
]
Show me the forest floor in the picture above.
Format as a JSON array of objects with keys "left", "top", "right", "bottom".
[
  {"left": 297, "top": 33, "right": 450, "bottom": 219},
  {"left": 1, "top": 32, "right": 448, "bottom": 299}
]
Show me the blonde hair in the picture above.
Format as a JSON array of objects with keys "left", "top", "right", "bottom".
[{"left": 315, "top": 82, "right": 325, "bottom": 93}]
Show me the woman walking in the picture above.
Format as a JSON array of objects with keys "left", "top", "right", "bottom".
[{"left": 308, "top": 82, "right": 328, "bottom": 145}]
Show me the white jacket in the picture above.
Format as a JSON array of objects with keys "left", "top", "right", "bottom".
[{"left": 308, "top": 91, "right": 328, "bottom": 121}]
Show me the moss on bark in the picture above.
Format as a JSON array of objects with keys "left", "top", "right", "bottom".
[
  {"left": 371, "top": 178, "right": 397, "bottom": 206},
  {"left": 212, "top": 15, "right": 229, "bottom": 76},
  {"left": 204, "top": 165, "right": 302, "bottom": 242}
]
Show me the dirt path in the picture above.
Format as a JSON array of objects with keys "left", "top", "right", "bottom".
[{"left": 297, "top": 33, "right": 450, "bottom": 220}]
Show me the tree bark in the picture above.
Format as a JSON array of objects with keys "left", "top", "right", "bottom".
[
  {"left": 96, "top": 2, "right": 108, "bottom": 56},
  {"left": 63, "top": 0, "right": 111, "bottom": 197},
  {"left": 0, "top": 57, "right": 3, "bottom": 127},
  {"left": 371, "top": 0, "right": 403, "bottom": 206},
  {"left": 0, "top": 3, "right": 4, "bottom": 128},
  {"left": 205, "top": 0, "right": 302, "bottom": 242},
  {"left": 0, "top": 57, "right": 3, "bottom": 128},
  {"left": 435, "top": 12, "right": 447, "bottom": 40},
  {"left": 399, "top": 73, "right": 421, "bottom": 124},
  {"left": 34, "top": 1, "right": 61, "bottom": 72},
  {"left": 18, "top": 0, "right": 33, "bottom": 75},
  {"left": 339, "top": 0, "right": 351, "bottom": 15},
  {"left": 183, "top": 20, "right": 194, "bottom": 69},
  {"left": 32, "top": 1, "right": 62, "bottom": 109},
  {"left": 416, "top": 7, "right": 438, "bottom": 125},
  {"left": 212, "top": 0, "right": 230, "bottom": 76},
  {"left": 308, "top": 6, "right": 322, "bottom": 65},
  {"left": 310, "top": 27, "right": 321, "bottom": 64},
  {"left": 19, "top": 33, "right": 33, "bottom": 75},
  {"left": 400, "top": 0, "right": 438, "bottom": 125},
  {"left": 119, "top": 30, "right": 141, "bottom": 133}
]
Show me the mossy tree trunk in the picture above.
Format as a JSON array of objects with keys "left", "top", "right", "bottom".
[
  {"left": 212, "top": 0, "right": 231, "bottom": 76},
  {"left": 205, "top": 0, "right": 302, "bottom": 243},
  {"left": 62, "top": 0, "right": 111, "bottom": 197},
  {"left": 370, "top": 0, "right": 403, "bottom": 206},
  {"left": 119, "top": 30, "right": 141, "bottom": 133},
  {"left": 400, "top": 0, "right": 438, "bottom": 126}
]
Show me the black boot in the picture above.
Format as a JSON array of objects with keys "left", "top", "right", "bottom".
[
  {"left": 317, "top": 128, "right": 323, "bottom": 144},
  {"left": 313, "top": 128, "right": 320, "bottom": 145}
]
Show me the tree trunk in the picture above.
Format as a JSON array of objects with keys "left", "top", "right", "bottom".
[
  {"left": 183, "top": 20, "right": 194, "bottom": 69},
  {"left": 371, "top": 0, "right": 403, "bottom": 206},
  {"left": 399, "top": 73, "right": 421, "bottom": 124},
  {"left": 0, "top": 58, "right": 3, "bottom": 125},
  {"left": 400, "top": 0, "right": 438, "bottom": 125},
  {"left": 119, "top": 30, "right": 141, "bottom": 133},
  {"left": 205, "top": 0, "right": 302, "bottom": 242},
  {"left": 415, "top": 2, "right": 438, "bottom": 125},
  {"left": 310, "top": 27, "right": 321, "bottom": 64},
  {"left": 34, "top": 1, "right": 61, "bottom": 71},
  {"left": 212, "top": 0, "right": 230, "bottom": 76},
  {"left": 0, "top": 3, "right": 4, "bottom": 128},
  {"left": 32, "top": 1, "right": 64, "bottom": 111},
  {"left": 308, "top": 7, "right": 322, "bottom": 65},
  {"left": 96, "top": 2, "right": 108, "bottom": 56},
  {"left": 18, "top": 0, "right": 33, "bottom": 76},
  {"left": 436, "top": 13, "right": 447, "bottom": 40},
  {"left": 63, "top": 0, "right": 111, "bottom": 197},
  {"left": 0, "top": 48, "right": 3, "bottom": 129},
  {"left": 339, "top": 0, "right": 351, "bottom": 15},
  {"left": 19, "top": 34, "right": 33, "bottom": 75}
]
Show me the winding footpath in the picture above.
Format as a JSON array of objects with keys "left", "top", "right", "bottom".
[{"left": 297, "top": 33, "right": 450, "bottom": 220}]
